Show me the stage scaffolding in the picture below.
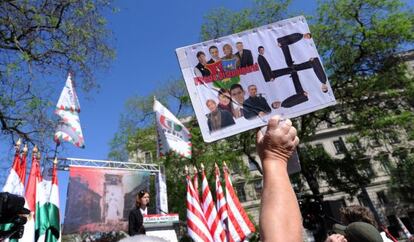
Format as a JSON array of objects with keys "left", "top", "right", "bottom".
[
  {"left": 47, "top": 157, "right": 169, "bottom": 213},
  {"left": 48, "top": 157, "right": 160, "bottom": 173}
]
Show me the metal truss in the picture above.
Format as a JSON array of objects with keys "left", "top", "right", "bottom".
[{"left": 47, "top": 157, "right": 160, "bottom": 173}]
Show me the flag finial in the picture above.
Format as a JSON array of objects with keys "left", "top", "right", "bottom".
[
  {"left": 33, "top": 145, "right": 38, "bottom": 153},
  {"left": 201, "top": 163, "right": 204, "bottom": 170},
  {"left": 23, "top": 144, "right": 28, "bottom": 154},
  {"left": 53, "top": 157, "right": 58, "bottom": 164},
  {"left": 16, "top": 138, "right": 22, "bottom": 147},
  {"left": 193, "top": 166, "right": 198, "bottom": 174},
  {"left": 185, "top": 165, "right": 189, "bottom": 175}
]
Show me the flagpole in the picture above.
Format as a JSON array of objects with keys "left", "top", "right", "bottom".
[{"left": 154, "top": 96, "right": 159, "bottom": 161}]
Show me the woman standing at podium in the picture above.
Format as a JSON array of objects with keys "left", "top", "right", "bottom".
[{"left": 128, "top": 190, "right": 150, "bottom": 236}]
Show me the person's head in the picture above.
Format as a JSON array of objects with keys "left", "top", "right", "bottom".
[
  {"left": 196, "top": 51, "right": 207, "bottom": 64},
  {"left": 248, "top": 85, "right": 258, "bottom": 97},
  {"left": 258, "top": 46, "right": 264, "bottom": 55},
  {"left": 236, "top": 42, "right": 244, "bottom": 52},
  {"left": 340, "top": 205, "right": 378, "bottom": 229},
  {"left": 230, "top": 84, "right": 245, "bottom": 104},
  {"left": 209, "top": 46, "right": 219, "bottom": 59},
  {"left": 304, "top": 33, "right": 312, "bottom": 39},
  {"left": 223, "top": 44, "right": 233, "bottom": 56},
  {"left": 218, "top": 88, "right": 231, "bottom": 106},
  {"left": 206, "top": 99, "right": 218, "bottom": 112},
  {"left": 136, "top": 190, "right": 150, "bottom": 208},
  {"left": 333, "top": 222, "right": 382, "bottom": 242}
]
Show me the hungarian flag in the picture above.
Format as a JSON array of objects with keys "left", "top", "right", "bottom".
[
  {"left": 35, "top": 163, "right": 60, "bottom": 242},
  {"left": 223, "top": 165, "right": 255, "bottom": 241},
  {"left": 2, "top": 142, "right": 34, "bottom": 242},
  {"left": 3, "top": 142, "right": 24, "bottom": 195},
  {"left": 54, "top": 73, "right": 85, "bottom": 148},
  {"left": 35, "top": 177, "right": 51, "bottom": 242},
  {"left": 154, "top": 98, "right": 191, "bottom": 158},
  {"left": 25, "top": 149, "right": 43, "bottom": 242}
]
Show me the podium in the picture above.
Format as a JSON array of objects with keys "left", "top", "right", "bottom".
[{"left": 143, "top": 214, "right": 179, "bottom": 242}]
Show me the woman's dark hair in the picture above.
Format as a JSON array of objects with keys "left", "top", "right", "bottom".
[{"left": 136, "top": 190, "right": 149, "bottom": 207}]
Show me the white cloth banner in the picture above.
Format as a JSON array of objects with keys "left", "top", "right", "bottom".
[
  {"left": 176, "top": 15, "right": 336, "bottom": 142},
  {"left": 154, "top": 99, "right": 192, "bottom": 158},
  {"left": 54, "top": 73, "right": 85, "bottom": 148}
]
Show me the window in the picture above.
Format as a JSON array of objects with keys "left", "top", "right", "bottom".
[
  {"left": 254, "top": 180, "right": 262, "bottom": 198},
  {"left": 353, "top": 140, "right": 362, "bottom": 149},
  {"left": 315, "top": 143, "right": 324, "bottom": 151},
  {"left": 377, "top": 153, "right": 392, "bottom": 174},
  {"left": 333, "top": 137, "right": 347, "bottom": 154},
  {"left": 144, "top": 151, "right": 152, "bottom": 163},
  {"left": 357, "top": 194, "right": 369, "bottom": 207},
  {"left": 248, "top": 158, "right": 258, "bottom": 171},
  {"left": 377, "top": 191, "right": 389, "bottom": 205},
  {"left": 235, "top": 183, "right": 247, "bottom": 202}
]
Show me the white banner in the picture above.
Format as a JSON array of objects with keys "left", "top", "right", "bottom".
[
  {"left": 154, "top": 99, "right": 192, "bottom": 158},
  {"left": 176, "top": 16, "right": 336, "bottom": 142}
]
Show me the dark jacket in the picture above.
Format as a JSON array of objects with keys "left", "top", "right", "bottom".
[
  {"left": 235, "top": 49, "right": 254, "bottom": 68},
  {"left": 258, "top": 55, "right": 275, "bottom": 82},
  {"left": 207, "top": 109, "right": 235, "bottom": 132},
  {"left": 195, "top": 62, "right": 211, "bottom": 77},
  {"left": 128, "top": 207, "right": 146, "bottom": 236},
  {"left": 243, "top": 95, "right": 271, "bottom": 119}
]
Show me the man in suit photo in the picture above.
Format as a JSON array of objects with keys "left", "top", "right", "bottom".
[{"left": 235, "top": 41, "right": 254, "bottom": 68}]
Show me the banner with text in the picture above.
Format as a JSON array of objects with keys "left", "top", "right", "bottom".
[{"left": 176, "top": 16, "right": 336, "bottom": 142}]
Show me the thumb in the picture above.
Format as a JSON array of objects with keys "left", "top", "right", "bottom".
[
  {"left": 267, "top": 115, "right": 281, "bottom": 132},
  {"left": 256, "top": 127, "right": 264, "bottom": 144}
]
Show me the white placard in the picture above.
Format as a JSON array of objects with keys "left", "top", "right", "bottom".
[{"left": 176, "top": 16, "right": 336, "bottom": 142}]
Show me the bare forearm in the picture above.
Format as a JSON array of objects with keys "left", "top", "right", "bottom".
[{"left": 260, "top": 159, "right": 302, "bottom": 242}]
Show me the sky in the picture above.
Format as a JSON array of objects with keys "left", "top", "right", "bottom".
[{"left": 3, "top": 0, "right": 319, "bottom": 222}]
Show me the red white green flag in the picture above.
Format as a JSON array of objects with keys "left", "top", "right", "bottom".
[
  {"left": 24, "top": 149, "right": 43, "bottom": 242},
  {"left": 54, "top": 73, "right": 85, "bottom": 148},
  {"left": 35, "top": 163, "right": 60, "bottom": 242},
  {"left": 2, "top": 142, "right": 34, "bottom": 242},
  {"left": 154, "top": 98, "right": 191, "bottom": 158}
]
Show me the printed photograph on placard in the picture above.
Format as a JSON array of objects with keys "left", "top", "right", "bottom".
[{"left": 176, "top": 16, "right": 336, "bottom": 142}]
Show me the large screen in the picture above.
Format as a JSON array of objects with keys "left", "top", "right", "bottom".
[
  {"left": 176, "top": 16, "right": 336, "bottom": 142},
  {"left": 64, "top": 166, "right": 150, "bottom": 235}
]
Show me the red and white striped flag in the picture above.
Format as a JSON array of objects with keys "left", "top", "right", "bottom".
[
  {"left": 193, "top": 167, "right": 200, "bottom": 202},
  {"left": 201, "top": 165, "right": 227, "bottom": 242},
  {"left": 186, "top": 170, "right": 214, "bottom": 242},
  {"left": 215, "top": 164, "right": 228, "bottom": 236},
  {"left": 223, "top": 165, "right": 255, "bottom": 242}
]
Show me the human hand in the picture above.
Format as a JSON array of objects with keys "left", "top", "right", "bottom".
[
  {"left": 258, "top": 111, "right": 265, "bottom": 117},
  {"left": 325, "top": 234, "right": 347, "bottom": 242},
  {"left": 256, "top": 115, "right": 299, "bottom": 163}
]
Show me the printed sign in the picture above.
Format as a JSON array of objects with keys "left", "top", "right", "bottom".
[{"left": 176, "top": 16, "right": 336, "bottom": 142}]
